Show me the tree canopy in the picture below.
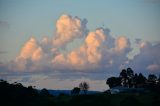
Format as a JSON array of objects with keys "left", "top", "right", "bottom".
[{"left": 106, "top": 67, "right": 160, "bottom": 91}]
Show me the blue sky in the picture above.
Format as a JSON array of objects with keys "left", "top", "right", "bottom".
[{"left": 0, "top": 0, "right": 160, "bottom": 91}]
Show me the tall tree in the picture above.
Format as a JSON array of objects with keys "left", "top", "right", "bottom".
[
  {"left": 133, "top": 73, "right": 138, "bottom": 88},
  {"left": 127, "top": 68, "right": 134, "bottom": 88},
  {"left": 158, "top": 75, "right": 160, "bottom": 84},
  {"left": 79, "top": 81, "right": 89, "bottom": 94},
  {"left": 127, "top": 68, "right": 134, "bottom": 78},
  {"left": 120, "top": 69, "right": 128, "bottom": 87},
  {"left": 120, "top": 69, "right": 127, "bottom": 78}
]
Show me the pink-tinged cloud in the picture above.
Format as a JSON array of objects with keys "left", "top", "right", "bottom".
[
  {"left": 8, "top": 14, "right": 132, "bottom": 72},
  {"left": 53, "top": 14, "right": 88, "bottom": 47},
  {"left": 147, "top": 64, "right": 160, "bottom": 71},
  {"left": 115, "top": 36, "right": 130, "bottom": 52},
  {"left": 84, "top": 29, "right": 106, "bottom": 64},
  {"left": 51, "top": 28, "right": 116, "bottom": 70},
  {"left": 19, "top": 38, "right": 39, "bottom": 59},
  {"left": 3, "top": 14, "right": 159, "bottom": 74}
]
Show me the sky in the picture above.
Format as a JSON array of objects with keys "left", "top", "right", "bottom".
[{"left": 0, "top": 0, "right": 160, "bottom": 91}]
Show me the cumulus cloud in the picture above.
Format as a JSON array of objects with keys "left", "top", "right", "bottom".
[
  {"left": 129, "top": 40, "right": 160, "bottom": 73},
  {"left": 9, "top": 37, "right": 53, "bottom": 72},
  {"left": 114, "top": 36, "right": 131, "bottom": 53},
  {"left": 85, "top": 29, "right": 106, "bottom": 64},
  {"left": 52, "top": 28, "right": 106, "bottom": 70},
  {"left": 18, "top": 38, "right": 42, "bottom": 60},
  {"left": 1, "top": 14, "right": 159, "bottom": 76},
  {"left": 6, "top": 14, "right": 132, "bottom": 72},
  {"left": 51, "top": 27, "right": 131, "bottom": 71},
  {"left": 12, "top": 38, "right": 43, "bottom": 71},
  {"left": 53, "top": 14, "right": 88, "bottom": 48}
]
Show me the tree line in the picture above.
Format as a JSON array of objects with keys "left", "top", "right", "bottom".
[
  {"left": 106, "top": 68, "right": 160, "bottom": 92},
  {"left": 0, "top": 79, "right": 55, "bottom": 106}
]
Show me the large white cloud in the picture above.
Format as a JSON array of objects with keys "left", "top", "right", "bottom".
[
  {"left": 53, "top": 14, "right": 88, "bottom": 48},
  {"left": 2, "top": 14, "right": 159, "bottom": 75},
  {"left": 9, "top": 14, "right": 132, "bottom": 72}
]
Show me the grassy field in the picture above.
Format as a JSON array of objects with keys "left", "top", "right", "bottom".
[{"left": 52, "top": 92, "right": 159, "bottom": 106}]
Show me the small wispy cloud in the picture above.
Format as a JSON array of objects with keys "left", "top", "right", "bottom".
[
  {"left": 0, "top": 50, "right": 7, "bottom": 54},
  {"left": 0, "top": 21, "right": 10, "bottom": 29}
]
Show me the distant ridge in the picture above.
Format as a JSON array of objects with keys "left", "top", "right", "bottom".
[{"left": 47, "top": 89, "right": 100, "bottom": 96}]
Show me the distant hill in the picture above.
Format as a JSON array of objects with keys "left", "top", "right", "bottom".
[{"left": 47, "top": 89, "right": 100, "bottom": 96}]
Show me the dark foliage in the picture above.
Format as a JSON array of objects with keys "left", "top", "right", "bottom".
[
  {"left": 107, "top": 67, "right": 160, "bottom": 91},
  {"left": 119, "top": 96, "right": 143, "bottom": 106},
  {"left": 0, "top": 80, "right": 55, "bottom": 106},
  {"left": 106, "top": 77, "right": 121, "bottom": 88},
  {"left": 71, "top": 94, "right": 111, "bottom": 106},
  {"left": 71, "top": 87, "right": 80, "bottom": 95}
]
